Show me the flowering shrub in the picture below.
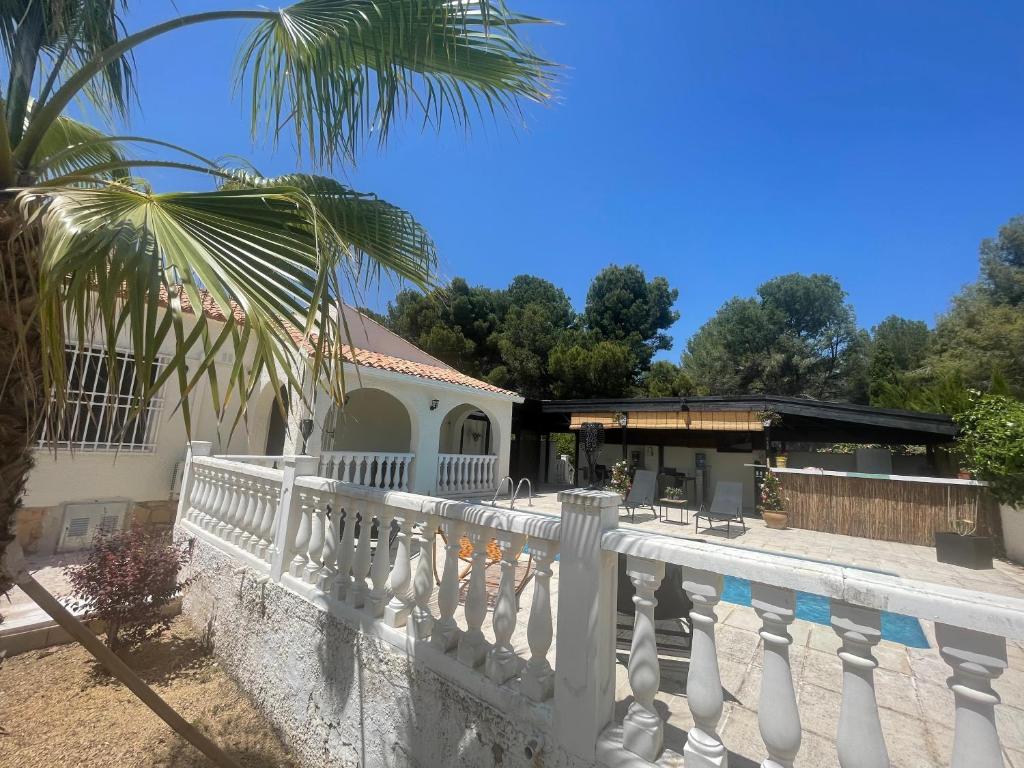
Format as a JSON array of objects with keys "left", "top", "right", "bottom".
[
  {"left": 955, "top": 394, "right": 1024, "bottom": 507},
  {"left": 66, "top": 524, "right": 194, "bottom": 652},
  {"left": 759, "top": 467, "right": 787, "bottom": 512},
  {"left": 606, "top": 459, "right": 633, "bottom": 496}
]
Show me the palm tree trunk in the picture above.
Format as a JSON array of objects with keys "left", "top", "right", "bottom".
[{"left": 0, "top": 218, "right": 242, "bottom": 768}]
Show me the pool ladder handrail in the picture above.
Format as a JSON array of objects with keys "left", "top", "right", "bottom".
[
  {"left": 511, "top": 478, "right": 532, "bottom": 509},
  {"left": 491, "top": 476, "right": 514, "bottom": 506}
]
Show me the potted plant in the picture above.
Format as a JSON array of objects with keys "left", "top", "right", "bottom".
[
  {"left": 955, "top": 393, "right": 1024, "bottom": 564},
  {"left": 934, "top": 519, "right": 994, "bottom": 569},
  {"left": 665, "top": 486, "right": 686, "bottom": 501},
  {"left": 760, "top": 467, "right": 789, "bottom": 529},
  {"left": 606, "top": 459, "right": 633, "bottom": 497}
]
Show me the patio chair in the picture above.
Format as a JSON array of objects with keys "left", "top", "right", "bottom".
[
  {"left": 622, "top": 469, "right": 658, "bottom": 522},
  {"left": 694, "top": 481, "right": 747, "bottom": 538}
]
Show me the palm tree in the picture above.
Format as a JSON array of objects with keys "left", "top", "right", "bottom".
[{"left": 0, "top": 1, "right": 552, "bottom": 763}]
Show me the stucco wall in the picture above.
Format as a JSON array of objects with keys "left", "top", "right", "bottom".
[
  {"left": 182, "top": 538, "right": 581, "bottom": 768},
  {"left": 327, "top": 387, "right": 413, "bottom": 453}
]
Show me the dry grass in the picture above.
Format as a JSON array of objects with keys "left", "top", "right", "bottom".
[{"left": 0, "top": 616, "right": 299, "bottom": 768}]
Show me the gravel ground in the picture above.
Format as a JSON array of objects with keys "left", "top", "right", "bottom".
[{"left": 0, "top": 616, "right": 299, "bottom": 768}]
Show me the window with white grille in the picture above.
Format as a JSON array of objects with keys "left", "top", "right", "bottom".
[{"left": 40, "top": 345, "right": 165, "bottom": 452}]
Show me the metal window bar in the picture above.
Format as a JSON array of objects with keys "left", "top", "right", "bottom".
[{"left": 38, "top": 345, "right": 166, "bottom": 452}]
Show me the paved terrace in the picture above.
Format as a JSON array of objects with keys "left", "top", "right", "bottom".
[{"left": 463, "top": 488, "right": 1024, "bottom": 768}]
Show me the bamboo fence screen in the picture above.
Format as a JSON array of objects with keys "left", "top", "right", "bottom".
[{"left": 775, "top": 471, "right": 1002, "bottom": 547}]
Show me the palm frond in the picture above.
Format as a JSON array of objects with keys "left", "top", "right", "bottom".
[
  {"left": 239, "top": 0, "right": 555, "bottom": 164},
  {"left": 28, "top": 113, "right": 128, "bottom": 181},
  {"left": 18, "top": 173, "right": 435, "bottom": 440}
]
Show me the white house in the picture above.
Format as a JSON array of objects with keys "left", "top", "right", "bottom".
[{"left": 15, "top": 294, "right": 520, "bottom": 556}]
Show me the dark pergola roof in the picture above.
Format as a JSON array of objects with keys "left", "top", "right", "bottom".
[{"left": 529, "top": 395, "right": 956, "bottom": 445}]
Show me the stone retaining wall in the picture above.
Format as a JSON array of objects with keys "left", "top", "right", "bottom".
[{"left": 182, "top": 536, "right": 579, "bottom": 768}]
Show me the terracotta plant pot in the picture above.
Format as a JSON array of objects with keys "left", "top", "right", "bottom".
[{"left": 763, "top": 510, "right": 788, "bottom": 529}]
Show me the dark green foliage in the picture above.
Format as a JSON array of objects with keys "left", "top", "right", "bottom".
[
  {"left": 682, "top": 274, "right": 864, "bottom": 401},
  {"left": 643, "top": 361, "right": 694, "bottom": 397},
  {"left": 955, "top": 394, "right": 1024, "bottom": 507},
  {"left": 386, "top": 267, "right": 678, "bottom": 399},
  {"left": 583, "top": 265, "right": 679, "bottom": 373}
]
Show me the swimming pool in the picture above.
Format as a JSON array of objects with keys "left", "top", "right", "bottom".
[{"left": 721, "top": 575, "right": 929, "bottom": 648}]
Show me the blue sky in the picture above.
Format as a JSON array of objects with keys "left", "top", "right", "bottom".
[{"left": 117, "top": 1, "right": 1024, "bottom": 361}]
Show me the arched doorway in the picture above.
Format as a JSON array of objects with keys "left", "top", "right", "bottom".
[
  {"left": 264, "top": 386, "right": 289, "bottom": 455},
  {"left": 322, "top": 388, "right": 414, "bottom": 489},
  {"left": 437, "top": 404, "right": 498, "bottom": 494}
]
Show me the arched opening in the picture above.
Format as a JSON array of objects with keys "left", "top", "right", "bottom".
[
  {"left": 264, "top": 385, "right": 289, "bottom": 455},
  {"left": 322, "top": 388, "right": 414, "bottom": 489},
  {"left": 437, "top": 404, "right": 499, "bottom": 494}
]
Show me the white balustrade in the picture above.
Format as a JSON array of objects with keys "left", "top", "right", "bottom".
[
  {"left": 409, "top": 511, "right": 437, "bottom": 641},
  {"left": 937, "top": 623, "right": 1007, "bottom": 768},
  {"left": 832, "top": 601, "right": 888, "bottom": 768},
  {"left": 318, "top": 451, "right": 414, "bottom": 491},
  {"left": 457, "top": 526, "right": 490, "bottom": 668},
  {"left": 753, "top": 583, "right": 801, "bottom": 768},
  {"left": 350, "top": 502, "right": 374, "bottom": 608},
  {"left": 176, "top": 451, "right": 1024, "bottom": 768},
  {"left": 622, "top": 556, "right": 665, "bottom": 761},
  {"left": 486, "top": 532, "right": 526, "bottom": 683},
  {"left": 384, "top": 513, "right": 414, "bottom": 627},
  {"left": 436, "top": 454, "right": 498, "bottom": 495},
  {"left": 521, "top": 539, "right": 557, "bottom": 702},
  {"left": 365, "top": 505, "right": 395, "bottom": 617},
  {"left": 432, "top": 518, "right": 465, "bottom": 652}
]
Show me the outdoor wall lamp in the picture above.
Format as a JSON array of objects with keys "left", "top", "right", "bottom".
[
  {"left": 430, "top": 399, "right": 439, "bottom": 410},
  {"left": 616, "top": 412, "right": 629, "bottom": 428},
  {"left": 299, "top": 418, "right": 314, "bottom": 455}
]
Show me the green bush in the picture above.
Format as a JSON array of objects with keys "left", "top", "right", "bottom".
[{"left": 955, "top": 394, "right": 1024, "bottom": 507}]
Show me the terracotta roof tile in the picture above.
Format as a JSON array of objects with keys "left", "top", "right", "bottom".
[{"left": 158, "top": 286, "right": 517, "bottom": 397}]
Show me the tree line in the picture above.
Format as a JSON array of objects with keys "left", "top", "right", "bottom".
[{"left": 381, "top": 215, "right": 1024, "bottom": 411}]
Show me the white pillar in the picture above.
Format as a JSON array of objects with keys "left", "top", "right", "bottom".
[
  {"left": 409, "top": 396, "right": 445, "bottom": 495},
  {"left": 336, "top": 500, "right": 357, "bottom": 600},
  {"left": 269, "top": 455, "right": 320, "bottom": 582},
  {"left": 936, "top": 623, "right": 1007, "bottom": 768},
  {"left": 409, "top": 511, "right": 437, "bottom": 641},
  {"left": 553, "top": 489, "right": 620, "bottom": 761},
  {"left": 831, "top": 601, "right": 889, "bottom": 768},
  {"left": 752, "top": 583, "right": 801, "bottom": 768},
  {"left": 349, "top": 500, "right": 375, "bottom": 608},
  {"left": 364, "top": 505, "right": 395, "bottom": 618},
  {"left": 384, "top": 512, "right": 414, "bottom": 627}
]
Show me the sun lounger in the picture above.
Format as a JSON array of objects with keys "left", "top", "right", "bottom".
[
  {"left": 622, "top": 469, "right": 657, "bottom": 522},
  {"left": 694, "top": 481, "right": 747, "bottom": 538}
]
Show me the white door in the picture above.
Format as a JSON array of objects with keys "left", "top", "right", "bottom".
[{"left": 57, "top": 501, "right": 130, "bottom": 552}]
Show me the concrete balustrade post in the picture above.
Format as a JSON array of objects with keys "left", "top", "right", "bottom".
[
  {"left": 752, "top": 583, "right": 801, "bottom": 768},
  {"left": 683, "top": 568, "right": 728, "bottom": 768},
  {"left": 349, "top": 501, "right": 375, "bottom": 608},
  {"left": 304, "top": 495, "right": 327, "bottom": 584},
  {"left": 831, "top": 601, "right": 889, "bottom": 768},
  {"left": 936, "top": 623, "right": 1007, "bottom": 768},
  {"left": 521, "top": 539, "right": 558, "bottom": 702},
  {"left": 364, "top": 505, "right": 395, "bottom": 618},
  {"left": 457, "top": 526, "right": 490, "bottom": 668},
  {"left": 320, "top": 500, "right": 339, "bottom": 592},
  {"left": 432, "top": 519, "right": 465, "bottom": 652},
  {"left": 335, "top": 502, "right": 357, "bottom": 600},
  {"left": 176, "top": 441, "right": 212, "bottom": 525},
  {"left": 623, "top": 556, "right": 666, "bottom": 761},
  {"left": 553, "top": 489, "right": 620, "bottom": 762},
  {"left": 409, "top": 511, "right": 437, "bottom": 641},
  {"left": 486, "top": 531, "right": 527, "bottom": 684},
  {"left": 269, "top": 456, "right": 320, "bottom": 582},
  {"left": 384, "top": 512, "right": 414, "bottom": 627}
]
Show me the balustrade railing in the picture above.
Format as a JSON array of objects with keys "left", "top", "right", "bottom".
[
  {"left": 213, "top": 454, "right": 287, "bottom": 469},
  {"left": 436, "top": 453, "right": 498, "bottom": 494},
  {"left": 318, "top": 450, "right": 414, "bottom": 491},
  {"left": 601, "top": 527, "right": 1024, "bottom": 767},
  {"left": 176, "top": 444, "right": 1024, "bottom": 768}
]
